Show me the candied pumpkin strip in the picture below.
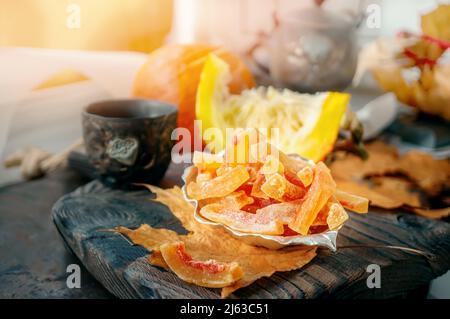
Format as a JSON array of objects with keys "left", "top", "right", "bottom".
[
  {"left": 326, "top": 200, "right": 349, "bottom": 230},
  {"left": 250, "top": 173, "right": 268, "bottom": 199},
  {"left": 199, "top": 191, "right": 254, "bottom": 209},
  {"left": 260, "top": 155, "right": 284, "bottom": 175},
  {"left": 277, "top": 173, "right": 305, "bottom": 200},
  {"left": 225, "top": 128, "right": 285, "bottom": 166},
  {"left": 335, "top": 189, "right": 369, "bottom": 214},
  {"left": 289, "top": 162, "right": 336, "bottom": 235},
  {"left": 193, "top": 151, "right": 224, "bottom": 172},
  {"left": 260, "top": 173, "right": 285, "bottom": 200},
  {"left": 196, "top": 172, "right": 213, "bottom": 183},
  {"left": 311, "top": 198, "right": 348, "bottom": 231},
  {"left": 216, "top": 164, "right": 233, "bottom": 176},
  {"left": 297, "top": 166, "right": 314, "bottom": 187},
  {"left": 225, "top": 128, "right": 262, "bottom": 164},
  {"left": 261, "top": 173, "right": 305, "bottom": 201},
  {"left": 311, "top": 202, "right": 329, "bottom": 227},
  {"left": 249, "top": 141, "right": 280, "bottom": 164},
  {"left": 278, "top": 151, "right": 309, "bottom": 174},
  {"left": 200, "top": 204, "right": 285, "bottom": 235},
  {"left": 187, "top": 165, "right": 250, "bottom": 200},
  {"left": 255, "top": 200, "right": 303, "bottom": 224}
]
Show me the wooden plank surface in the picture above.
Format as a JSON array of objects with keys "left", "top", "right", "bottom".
[{"left": 51, "top": 163, "right": 450, "bottom": 299}]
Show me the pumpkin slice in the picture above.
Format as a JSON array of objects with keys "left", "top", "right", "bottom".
[
  {"left": 196, "top": 54, "right": 350, "bottom": 161},
  {"left": 160, "top": 242, "right": 243, "bottom": 288},
  {"left": 133, "top": 44, "right": 255, "bottom": 143}
]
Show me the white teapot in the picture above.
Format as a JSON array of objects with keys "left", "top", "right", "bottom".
[{"left": 253, "top": 6, "right": 362, "bottom": 92}]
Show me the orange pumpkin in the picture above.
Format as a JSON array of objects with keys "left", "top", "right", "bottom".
[{"left": 132, "top": 44, "right": 255, "bottom": 137}]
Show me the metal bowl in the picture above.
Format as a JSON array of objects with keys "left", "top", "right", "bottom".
[{"left": 181, "top": 155, "right": 342, "bottom": 250}]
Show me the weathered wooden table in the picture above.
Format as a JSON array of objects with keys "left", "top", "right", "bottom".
[
  {"left": 0, "top": 169, "right": 111, "bottom": 298},
  {"left": 0, "top": 162, "right": 190, "bottom": 298},
  {"left": 1, "top": 162, "right": 450, "bottom": 298}
]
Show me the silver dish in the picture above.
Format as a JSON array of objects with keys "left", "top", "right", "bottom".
[{"left": 181, "top": 155, "right": 342, "bottom": 251}]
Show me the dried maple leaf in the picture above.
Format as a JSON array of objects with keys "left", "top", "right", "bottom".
[{"left": 118, "top": 185, "right": 316, "bottom": 298}]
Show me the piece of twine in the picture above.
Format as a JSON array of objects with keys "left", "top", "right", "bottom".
[{"left": 3, "top": 138, "right": 83, "bottom": 180}]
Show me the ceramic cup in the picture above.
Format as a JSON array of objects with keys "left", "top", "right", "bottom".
[{"left": 82, "top": 99, "right": 177, "bottom": 187}]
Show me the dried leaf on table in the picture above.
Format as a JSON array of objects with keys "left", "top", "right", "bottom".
[
  {"left": 335, "top": 180, "right": 417, "bottom": 210},
  {"left": 397, "top": 151, "right": 450, "bottom": 196},
  {"left": 412, "top": 207, "right": 450, "bottom": 219},
  {"left": 147, "top": 249, "right": 169, "bottom": 269},
  {"left": 330, "top": 141, "right": 399, "bottom": 181},
  {"left": 117, "top": 185, "right": 316, "bottom": 298},
  {"left": 371, "top": 176, "right": 422, "bottom": 208},
  {"left": 329, "top": 141, "right": 450, "bottom": 217}
]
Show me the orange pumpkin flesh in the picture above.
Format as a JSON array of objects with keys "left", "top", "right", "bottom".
[{"left": 132, "top": 44, "right": 255, "bottom": 138}]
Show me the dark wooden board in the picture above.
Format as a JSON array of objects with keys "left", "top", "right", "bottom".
[{"left": 52, "top": 176, "right": 450, "bottom": 299}]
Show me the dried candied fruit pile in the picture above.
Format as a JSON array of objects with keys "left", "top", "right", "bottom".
[{"left": 186, "top": 128, "right": 368, "bottom": 236}]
